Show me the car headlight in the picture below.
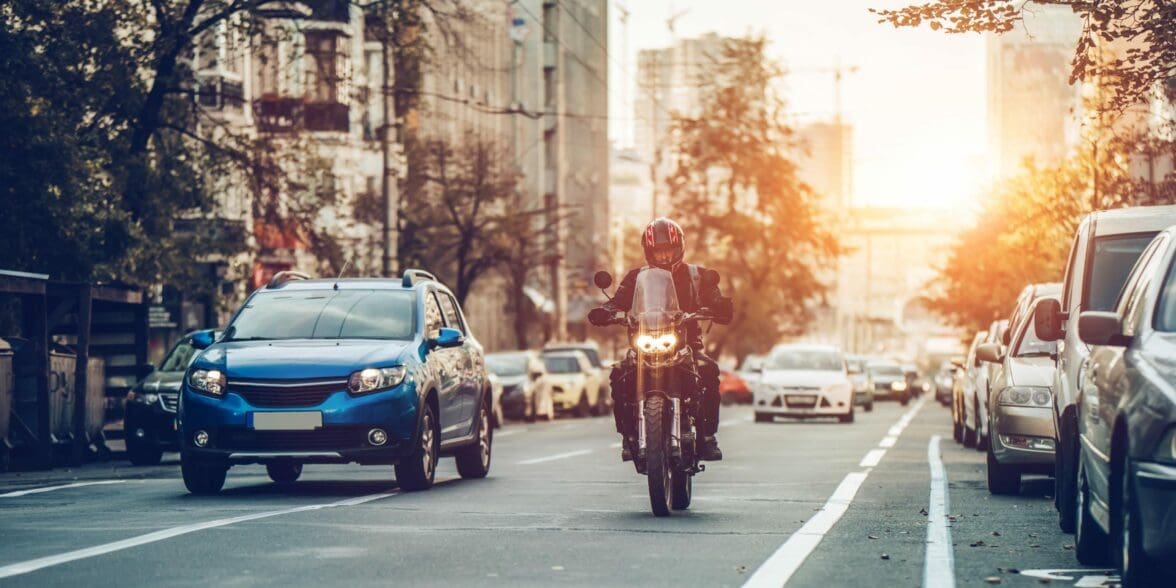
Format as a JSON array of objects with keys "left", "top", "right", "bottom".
[
  {"left": 997, "top": 386, "right": 1051, "bottom": 407},
  {"left": 891, "top": 381, "right": 908, "bottom": 391},
  {"left": 1154, "top": 428, "right": 1176, "bottom": 465},
  {"left": 189, "top": 369, "right": 226, "bottom": 397},
  {"left": 348, "top": 366, "right": 407, "bottom": 395},
  {"left": 634, "top": 333, "right": 677, "bottom": 354},
  {"left": 126, "top": 391, "right": 159, "bottom": 405}
]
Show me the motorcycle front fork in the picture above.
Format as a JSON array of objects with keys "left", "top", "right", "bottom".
[{"left": 637, "top": 397, "right": 684, "bottom": 456}]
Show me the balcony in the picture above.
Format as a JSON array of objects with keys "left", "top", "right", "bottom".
[
  {"left": 304, "top": 101, "right": 349, "bottom": 133},
  {"left": 254, "top": 97, "right": 349, "bottom": 134}
]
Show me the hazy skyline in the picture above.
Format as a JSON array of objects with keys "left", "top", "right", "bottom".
[{"left": 609, "top": 0, "right": 990, "bottom": 210}]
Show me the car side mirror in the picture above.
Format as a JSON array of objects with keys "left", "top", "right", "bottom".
[
  {"left": 190, "top": 329, "right": 217, "bottom": 350},
  {"left": 1001, "top": 326, "right": 1011, "bottom": 347},
  {"left": 950, "top": 356, "right": 965, "bottom": 369},
  {"left": 1078, "top": 311, "right": 1130, "bottom": 347},
  {"left": 1035, "top": 298, "right": 1064, "bottom": 342},
  {"left": 529, "top": 371, "right": 543, "bottom": 380},
  {"left": 593, "top": 271, "right": 613, "bottom": 290},
  {"left": 976, "top": 343, "right": 1003, "bottom": 364},
  {"left": 430, "top": 327, "right": 464, "bottom": 349}
]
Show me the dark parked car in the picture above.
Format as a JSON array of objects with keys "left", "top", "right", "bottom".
[
  {"left": 867, "top": 359, "right": 910, "bottom": 405},
  {"left": 124, "top": 330, "right": 217, "bottom": 465},
  {"left": 179, "top": 270, "right": 493, "bottom": 494},
  {"left": 1072, "top": 227, "right": 1176, "bottom": 585}
]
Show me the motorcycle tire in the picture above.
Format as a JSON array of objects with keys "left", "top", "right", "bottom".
[{"left": 644, "top": 396, "right": 673, "bottom": 517}]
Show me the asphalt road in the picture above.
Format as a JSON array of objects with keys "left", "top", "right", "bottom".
[{"left": 0, "top": 398, "right": 1120, "bottom": 587}]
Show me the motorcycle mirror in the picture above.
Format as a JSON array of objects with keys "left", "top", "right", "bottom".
[
  {"left": 593, "top": 271, "right": 613, "bottom": 290},
  {"left": 588, "top": 307, "right": 614, "bottom": 327}
]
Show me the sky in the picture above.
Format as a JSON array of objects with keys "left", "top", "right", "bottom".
[{"left": 608, "top": 0, "right": 989, "bottom": 209}]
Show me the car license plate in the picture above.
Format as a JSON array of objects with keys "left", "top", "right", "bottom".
[
  {"left": 786, "top": 395, "right": 817, "bottom": 406},
  {"left": 249, "top": 411, "right": 322, "bottom": 431}
]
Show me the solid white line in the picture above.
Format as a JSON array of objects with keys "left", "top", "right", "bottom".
[
  {"left": 609, "top": 442, "right": 622, "bottom": 449},
  {"left": 924, "top": 435, "right": 956, "bottom": 588},
  {"left": 859, "top": 449, "right": 887, "bottom": 468},
  {"left": 879, "top": 436, "right": 897, "bottom": 448},
  {"left": 0, "top": 491, "right": 397, "bottom": 579},
  {"left": 742, "top": 472, "right": 869, "bottom": 588},
  {"left": 0, "top": 480, "right": 126, "bottom": 498},
  {"left": 516, "top": 449, "right": 593, "bottom": 465}
]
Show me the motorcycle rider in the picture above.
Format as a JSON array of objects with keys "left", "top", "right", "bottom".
[{"left": 593, "top": 217, "right": 730, "bottom": 462}]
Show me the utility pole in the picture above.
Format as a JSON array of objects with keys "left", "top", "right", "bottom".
[{"left": 380, "top": 0, "right": 399, "bottom": 278}]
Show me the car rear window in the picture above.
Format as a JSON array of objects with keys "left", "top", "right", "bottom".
[
  {"left": 487, "top": 353, "right": 528, "bottom": 376},
  {"left": 227, "top": 290, "right": 415, "bottom": 341},
  {"left": 544, "top": 356, "right": 580, "bottom": 374},
  {"left": 868, "top": 364, "right": 903, "bottom": 377},
  {"left": 1085, "top": 234, "right": 1155, "bottom": 311}
]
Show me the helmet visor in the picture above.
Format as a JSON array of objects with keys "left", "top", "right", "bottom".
[{"left": 649, "top": 245, "right": 676, "bottom": 266}]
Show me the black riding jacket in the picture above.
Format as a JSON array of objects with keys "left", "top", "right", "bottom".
[{"left": 603, "top": 264, "right": 725, "bottom": 349}]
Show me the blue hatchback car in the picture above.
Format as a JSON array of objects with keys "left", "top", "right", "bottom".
[{"left": 178, "top": 270, "right": 493, "bottom": 494}]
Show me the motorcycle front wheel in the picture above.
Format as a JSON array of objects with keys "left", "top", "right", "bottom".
[{"left": 644, "top": 396, "right": 673, "bottom": 517}]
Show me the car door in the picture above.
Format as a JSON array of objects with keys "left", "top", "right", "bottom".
[
  {"left": 1086, "top": 235, "right": 1167, "bottom": 501},
  {"left": 422, "top": 290, "right": 463, "bottom": 440},
  {"left": 436, "top": 291, "right": 478, "bottom": 430}
]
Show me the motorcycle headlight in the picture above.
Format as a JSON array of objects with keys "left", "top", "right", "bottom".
[
  {"left": 997, "top": 386, "right": 1051, "bottom": 408},
  {"left": 634, "top": 333, "right": 677, "bottom": 355},
  {"left": 348, "top": 366, "right": 407, "bottom": 395},
  {"left": 189, "top": 369, "right": 226, "bottom": 397},
  {"left": 891, "top": 381, "right": 908, "bottom": 391},
  {"left": 1154, "top": 428, "right": 1176, "bottom": 465}
]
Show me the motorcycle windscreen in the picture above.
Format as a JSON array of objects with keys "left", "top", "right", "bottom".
[{"left": 631, "top": 268, "right": 680, "bottom": 331}]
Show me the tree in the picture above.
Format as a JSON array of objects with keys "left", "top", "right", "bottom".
[
  {"left": 665, "top": 36, "right": 842, "bottom": 360},
  {"left": 872, "top": 0, "right": 1176, "bottom": 111}
]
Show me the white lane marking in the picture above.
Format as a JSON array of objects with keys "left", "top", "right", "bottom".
[
  {"left": 719, "top": 419, "right": 740, "bottom": 428},
  {"left": 0, "top": 480, "right": 126, "bottom": 498},
  {"left": 609, "top": 442, "right": 622, "bottom": 449},
  {"left": 887, "top": 424, "right": 904, "bottom": 437},
  {"left": 744, "top": 397, "right": 927, "bottom": 587},
  {"left": 859, "top": 449, "right": 887, "bottom": 468},
  {"left": 879, "top": 436, "right": 897, "bottom": 448},
  {"left": 1018, "top": 569, "right": 1116, "bottom": 582},
  {"left": 494, "top": 429, "right": 524, "bottom": 438},
  {"left": 743, "top": 472, "right": 869, "bottom": 588},
  {"left": 516, "top": 449, "right": 593, "bottom": 465},
  {"left": 0, "top": 491, "right": 397, "bottom": 579},
  {"left": 924, "top": 435, "right": 955, "bottom": 588}
]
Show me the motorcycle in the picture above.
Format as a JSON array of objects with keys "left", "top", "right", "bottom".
[{"left": 588, "top": 267, "right": 727, "bottom": 517}]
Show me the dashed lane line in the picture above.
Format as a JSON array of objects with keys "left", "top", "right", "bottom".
[
  {"left": 743, "top": 396, "right": 927, "bottom": 587},
  {"left": 0, "top": 491, "right": 398, "bottom": 579},
  {"left": 516, "top": 449, "right": 593, "bottom": 466},
  {"left": 0, "top": 480, "right": 127, "bottom": 498}
]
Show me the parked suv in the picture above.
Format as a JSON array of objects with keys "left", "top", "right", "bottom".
[
  {"left": 1035, "top": 205, "right": 1176, "bottom": 532},
  {"left": 124, "top": 330, "right": 217, "bottom": 465},
  {"left": 178, "top": 270, "right": 493, "bottom": 494}
]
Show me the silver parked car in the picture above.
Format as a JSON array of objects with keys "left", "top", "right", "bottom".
[
  {"left": 1071, "top": 227, "right": 1176, "bottom": 584},
  {"left": 978, "top": 284, "right": 1061, "bottom": 495},
  {"left": 485, "top": 351, "right": 554, "bottom": 422}
]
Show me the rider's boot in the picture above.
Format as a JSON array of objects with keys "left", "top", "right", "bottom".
[
  {"left": 621, "top": 435, "right": 638, "bottom": 462},
  {"left": 699, "top": 435, "right": 723, "bottom": 461}
]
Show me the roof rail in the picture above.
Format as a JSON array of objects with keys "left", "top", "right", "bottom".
[
  {"left": 267, "top": 270, "right": 312, "bottom": 289},
  {"left": 401, "top": 268, "right": 438, "bottom": 287}
]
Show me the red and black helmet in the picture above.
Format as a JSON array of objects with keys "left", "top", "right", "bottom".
[{"left": 642, "top": 217, "right": 685, "bottom": 270}]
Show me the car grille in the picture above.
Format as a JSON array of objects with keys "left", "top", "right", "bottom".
[
  {"left": 215, "top": 426, "right": 371, "bottom": 452},
  {"left": 228, "top": 378, "right": 347, "bottom": 408},
  {"left": 160, "top": 393, "right": 179, "bottom": 412}
]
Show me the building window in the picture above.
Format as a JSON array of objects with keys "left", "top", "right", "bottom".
[{"left": 305, "top": 30, "right": 350, "bottom": 104}]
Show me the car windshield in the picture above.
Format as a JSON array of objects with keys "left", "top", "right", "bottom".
[
  {"left": 1086, "top": 234, "right": 1155, "bottom": 311},
  {"left": 766, "top": 350, "right": 842, "bottom": 371},
  {"left": 486, "top": 353, "right": 528, "bottom": 376},
  {"left": 868, "top": 364, "right": 903, "bottom": 378},
  {"left": 543, "top": 356, "right": 580, "bottom": 374},
  {"left": 227, "top": 290, "right": 415, "bottom": 341},
  {"left": 158, "top": 340, "right": 198, "bottom": 372},
  {"left": 549, "top": 347, "right": 601, "bottom": 368}
]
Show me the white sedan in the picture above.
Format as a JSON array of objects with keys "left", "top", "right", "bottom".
[{"left": 754, "top": 344, "right": 856, "bottom": 423}]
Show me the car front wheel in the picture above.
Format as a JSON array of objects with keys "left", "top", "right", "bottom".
[
  {"left": 1056, "top": 416, "right": 1078, "bottom": 533},
  {"left": 127, "top": 441, "right": 163, "bottom": 467},
  {"left": 986, "top": 440, "right": 1020, "bottom": 495},
  {"left": 1117, "top": 459, "right": 1160, "bottom": 586},
  {"left": 455, "top": 400, "right": 492, "bottom": 479},
  {"left": 181, "top": 454, "right": 227, "bottom": 495},
  {"left": 396, "top": 402, "right": 438, "bottom": 491},
  {"left": 1075, "top": 453, "right": 1110, "bottom": 565}
]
